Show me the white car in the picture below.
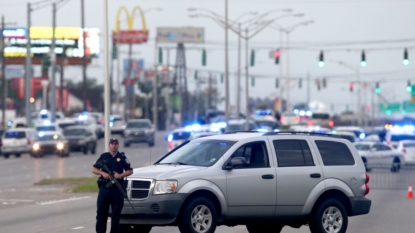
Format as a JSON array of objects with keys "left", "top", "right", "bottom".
[
  {"left": 395, "top": 140, "right": 415, "bottom": 164},
  {"left": 167, "top": 128, "right": 193, "bottom": 152},
  {"left": 1, "top": 128, "right": 38, "bottom": 158},
  {"left": 384, "top": 131, "right": 415, "bottom": 149},
  {"left": 335, "top": 131, "right": 359, "bottom": 143},
  {"left": 280, "top": 112, "right": 300, "bottom": 126},
  {"left": 354, "top": 141, "right": 404, "bottom": 172},
  {"left": 333, "top": 126, "right": 366, "bottom": 140}
]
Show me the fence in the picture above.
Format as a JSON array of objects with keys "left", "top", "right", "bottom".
[{"left": 367, "top": 164, "right": 415, "bottom": 190}]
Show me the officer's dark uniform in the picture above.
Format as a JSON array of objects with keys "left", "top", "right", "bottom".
[{"left": 93, "top": 151, "right": 133, "bottom": 233}]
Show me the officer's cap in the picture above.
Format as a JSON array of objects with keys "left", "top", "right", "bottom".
[{"left": 109, "top": 138, "right": 119, "bottom": 144}]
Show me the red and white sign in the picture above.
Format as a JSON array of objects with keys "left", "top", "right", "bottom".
[
  {"left": 122, "top": 79, "right": 136, "bottom": 85},
  {"left": 113, "top": 30, "right": 149, "bottom": 44}
]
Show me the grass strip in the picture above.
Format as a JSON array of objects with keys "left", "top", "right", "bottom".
[{"left": 37, "top": 177, "right": 99, "bottom": 193}]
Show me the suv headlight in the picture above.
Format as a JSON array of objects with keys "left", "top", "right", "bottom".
[
  {"left": 153, "top": 180, "right": 178, "bottom": 195},
  {"left": 56, "top": 143, "right": 64, "bottom": 150},
  {"left": 33, "top": 143, "right": 40, "bottom": 150}
]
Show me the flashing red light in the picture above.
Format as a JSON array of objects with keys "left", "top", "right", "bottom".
[
  {"left": 328, "top": 120, "right": 334, "bottom": 127},
  {"left": 349, "top": 82, "right": 354, "bottom": 92},
  {"left": 168, "top": 141, "right": 173, "bottom": 150},
  {"left": 307, "top": 120, "right": 313, "bottom": 126},
  {"left": 275, "top": 50, "right": 281, "bottom": 58}
]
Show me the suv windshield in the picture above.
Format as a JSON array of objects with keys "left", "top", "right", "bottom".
[
  {"left": 127, "top": 122, "right": 151, "bottom": 128},
  {"left": 158, "top": 140, "right": 236, "bottom": 166},
  {"left": 36, "top": 126, "right": 57, "bottom": 131},
  {"left": 64, "top": 128, "right": 86, "bottom": 136}
]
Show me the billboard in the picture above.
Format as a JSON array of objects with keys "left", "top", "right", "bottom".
[
  {"left": 123, "top": 58, "right": 144, "bottom": 80},
  {"left": 3, "top": 27, "right": 100, "bottom": 58},
  {"left": 156, "top": 27, "right": 204, "bottom": 44},
  {"left": 113, "top": 30, "right": 149, "bottom": 44}
]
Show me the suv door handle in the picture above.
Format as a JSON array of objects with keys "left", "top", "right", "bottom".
[
  {"left": 262, "top": 174, "right": 274, "bottom": 179},
  {"left": 310, "top": 173, "right": 321, "bottom": 178}
]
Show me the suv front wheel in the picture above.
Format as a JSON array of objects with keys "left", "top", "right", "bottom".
[
  {"left": 178, "top": 197, "right": 217, "bottom": 233},
  {"left": 309, "top": 199, "right": 348, "bottom": 233}
]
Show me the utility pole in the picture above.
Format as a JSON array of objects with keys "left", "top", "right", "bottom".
[
  {"left": 224, "top": 0, "right": 230, "bottom": 124},
  {"left": 81, "top": 0, "right": 87, "bottom": 111},
  {"left": 60, "top": 45, "right": 66, "bottom": 112},
  {"left": 50, "top": 3, "right": 57, "bottom": 122},
  {"left": 236, "top": 22, "right": 241, "bottom": 119},
  {"left": 153, "top": 43, "right": 158, "bottom": 130},
  {"left": 245, "top": 28, "right": 249, "bottom": 130},
  {"left": 25, "top": 3, "right": 32, "bottom": 127},
  {"left": 126, "top": 43, "right": 132, "bottom": 120},
  {"left": 1, "top": 15, "right": 5, "bottom": 128}
]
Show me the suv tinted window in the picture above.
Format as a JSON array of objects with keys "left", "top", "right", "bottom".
[
  {"left": 273, "top": 140, "right": 314, "bottom": 167},
  {"left": 230, "top": 141, "right": 269, "bottom": 168},
  {"left": 5, "top": 131, "right": 26, "bottom": 139},
  {"left": 172, "top": 132, "right": 192, "bottom": 140},
  {"left": 315, "top": 140, "right": 355, "bottom": 166}
]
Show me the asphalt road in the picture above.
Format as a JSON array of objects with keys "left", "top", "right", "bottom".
[{"left": 1, "top": 131, "right": 415, "bottom": 232}]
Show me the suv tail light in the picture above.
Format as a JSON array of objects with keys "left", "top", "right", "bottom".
[
  {"left": 27, "top": 138, "right": 31, "bottom": 145},
  {"left": 364, "top": 173, "right": 370, "bottom": 196},
  {"left": 280, "top": 116, "right": 284, "bottom": 122},
  {"left": 402, "top": 148, "right": 407, "bottom": 154},
  {"left": 168, "top": 141, "right": 173, "bottom": 150}
]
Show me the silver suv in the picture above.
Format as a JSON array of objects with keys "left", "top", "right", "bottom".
[{"left": 120, "top": 132, "right": 371, "bottom": 233}]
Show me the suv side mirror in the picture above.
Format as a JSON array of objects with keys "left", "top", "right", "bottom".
[{"left": 224, "top": 157, "right": 247, "bottom": 170}]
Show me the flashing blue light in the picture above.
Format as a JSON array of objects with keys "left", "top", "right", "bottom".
[
  {"left": 332, "top": 130, "right": 337, "bottom": 134},
  {"left": 216, "top": 122, "right": 227, "bottom": 128},
  {"left": 184, "top": 126, "right": 193, "bottom": 131},
  {"left": 257, "top": 128, "right": 269, "bottom": 133},
  {"left": 7, "top": 121, "right": 12, "bottom": 127},
  {"left": 109, "top": 122, "right": 114, "bottom": 127},
  {"left": 293, "top": 109, "right": 299, "bottom": 114},
  {"left": 81, "top": 111, "right": 88, "bottom": 115},
  {"left": 40, "top": 109, "right": 48, "bottom": 115},
  {"left": 359, "top": 133, "right": 366, "bottom": 139},
  {"left": 273, "top": 129, "right": 280, "bottom": 132},
  {"left": 43, "top": 120, "right": 51, "bottom": 126},
  {"left": 306, "top": 111, "right": 312, "bottom": 117},
  {"left": 110, "top": 116, "right": 115, "bottom": 121},
  {"left": 78, "top": 115, "right": 88, "bottom": 120},
  {"left": 185, "top": 124, "right": 201, "bottom": 131},
  {"left": 299, "top": 110, "right": 306, "bottom": 116},
  {"left": 255, "top": 110, "right": 272, "bottom": 116},
  {"left": 38, "top": 131, "right": 45, "bottom": 137},
  {"left": 168, "top": 134, "right": 173, "bottom": 142}
]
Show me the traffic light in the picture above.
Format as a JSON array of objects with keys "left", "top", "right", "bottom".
[
  {"left": 250, "top": 49, "right": 255, "bottom": 66},
  {"left": 220, "top": 74, "right": 224, "bottom": 83},
  {"left": 158, "top": 47, "right": 163, "bottom": 64},
  {"left": 360, "top": 50, "right": 367, "bottom": 67},
  {"left": 318, "top": 51, "right": 325, "bottom": 67},
  {"left": 251, "top": 77, "right": 255, "bottom": 86},
  {"left": 322, "top": 77, "right": 327, "bottom": 88},
  {"left": 349, "top": 82, "right": 354, "bottom": 92},
  {"left": 275, "top": 49, "right": 281, "bottom": 65},
  {"left": 298, "top": 78, "right": 302, "bottom": 88},
  {"left": 403, "top": 48, "right": 409, "bottom": 66},
  {"left": 275, "top": 78, "right": 279, "bottom": 88},
  {"left": 375, "top": 82, "right": 380, "bottom": 93},
  {"left": 194, "top": 70, "right": 198, "bottom": 80},
  {"left": 202, "top": 49, "right": 206, "bottom": 66},
  {"left": 41, "top": 54, "right": 51, "bottom": 69},
  {"left": 407, "top": 80, "right": 412, "bottom": 92},
  {"left": 112, "top": 43, "right": 117, "bottom": 60}
]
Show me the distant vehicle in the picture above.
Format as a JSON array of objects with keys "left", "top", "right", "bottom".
[
  {"left": 335, "top": 131, "right": 358, "bottom": 143},
  {"left": 63, "top": 125, "right": 97, "bottom": 154},
  {"left": 56, "top": 118, "right": 77, "bottom": 130},
  {"left": 226, "top": 119, "right": 258, "bottom": 132},
  {"left": 309, "top": 112, "right": 333, "bottom": 128},
  {"left": 251, "top": 115, "right": 280, "bottom": 132},
  {"left": 110, "top": 115, "right": 126, "bottom": 135},
  {"left": 123, "top": 119, "right": 155, "bottom": 147},
  {"left": 31, "top": 131, "right": 70, "bottom": 158},
  {"left": 354, "top": 141, "right": 404, "bottom": 172},
  {"left": 75, "top": 112, "right": 104, "bottom": 138},
  {"left": 280, "top": 112, "right": 300, "bottom": 126},
  {"left": 0, "top": 129, "right": 5, "bottom": 155},
  {"left": 1, "top": 128, "right": 38, "bottom": 158},
  {"left": 333, "top": 126, "right": 366, "bottom": 140},
  {"left": 395, "top": 140, "right": 415, "bottom": 165},
  {"left": 188, "top": 132, "right": 220, "bottom": 140},
  {"left": 253, "top": 109, "right": 274, "bottom": 116},
  {"left": 34, "top": 122, "right": 62, "bottom": 135},
  {"left": 384, "top": 131, "right": 415, "bottom": 149},
  {"left": 288, "top": 125, "right": 331, "bottom": 134},
  {"left": 367, "top": 126, "right": 388, "bottom": 141},
  {"left": 167, "top": 128, "right": 192, "bottom": 152}
]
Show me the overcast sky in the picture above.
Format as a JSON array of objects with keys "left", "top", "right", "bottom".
[{"left": 2, "top": 0, "right": 415, "bottom": 114}]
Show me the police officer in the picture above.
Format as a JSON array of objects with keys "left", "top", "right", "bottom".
[{"left": 92, "top": 138, "right": 133, "bottom": 233}]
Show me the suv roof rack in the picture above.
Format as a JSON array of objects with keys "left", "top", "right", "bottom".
[{"left": 263, "top": 131, "right": 342, "bottom": 138}]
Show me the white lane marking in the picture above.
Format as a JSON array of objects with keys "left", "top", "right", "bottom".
[
  {"left": 37, "top": 196, "right": 91, "bottom": 205},
  {"left": 72, "top": 226, "right": 85, "bottom": 230},
  {"left": 0, "top": 199, "right": 34, "bottom": 202}
]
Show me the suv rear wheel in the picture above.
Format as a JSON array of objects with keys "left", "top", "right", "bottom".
[
  {"left": 121, "top": 224, "right": 152, "bottom": 233},
  {"left": 178, "top": 197, "right": 217, "bottom": 233},
  {"left": 246, "top": 224, "right": 283, "bottom": 233},
  {"left": 309, "top": 199, "right": 348, "bottom": 233}
]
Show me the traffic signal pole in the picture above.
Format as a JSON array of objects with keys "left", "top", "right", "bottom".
[
  {"left": 1, "top": 15, "right": 5, "bottom": 128},
  {"left": 81, "top": 0, "right": 87, "bottom": 111},
  {"left": 50, "top": 3, "right": 57, "bottom": 122}
]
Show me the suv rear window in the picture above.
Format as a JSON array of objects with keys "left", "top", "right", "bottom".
[
  {"left": 5, "top": 131, "right": 26, "bottom": 139},
  {"left": 315, "top": 140, "right": 355, "bottom": 166},
  {"left": 273, "top": 140, "right": 314, "bottom": 167}
]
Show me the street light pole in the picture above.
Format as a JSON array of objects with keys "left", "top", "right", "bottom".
[
  {"left": 236, "top": 22, "right": 241, "bottom": 119},
  {"left": 245, "top": 28, "right": 249, "bottom": 129},
  {"left": 25, "top": 3, "right": 32, "bottom": 127},
  {"left": 50, "top": 3, "right": 57, "bottom": 122},
  {"left": 225, "top": 0, "right": 229, "bottom": 123},
  {"left": 103, "top": 0, "right": 110, "bottom": 145}
]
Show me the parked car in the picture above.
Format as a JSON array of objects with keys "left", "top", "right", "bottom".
[
  {"left": 63, "top": 125, "right": 97, "bottom": 154},
  {"left": 120, "top": 131, "right": 371, "bottom": 233},
  {"left": 75, "top": 113, "right": 104, "bottom": 139},
  {"left": 31, "top": 131, "right": 70, "bottom": 158},
  {"left": 226, "top": 119, "right": 258, "bottom": 132},
  {"left": 354, "top": 141, "right": 404, "bottom": 172},
  {"left": 280, "top": 111, "right": 300, "bottom": 126},
  {"left": 1, "top": 128, "right": 38, "bottom": 158},
  {"left": 334, "top": 131, "right": 359, "bottom": 143},
  {"left": 251, "top": 115, "right": 280, "bottom": 132},
  {"left": 167, "top": 128, "right": 193, "bottom": 152},
  {"left": 333, "top": 126, "right": 366, "bottom": 141},
  {"left": 0, "top": 129, "right": 5, "bottom": 155},
  {"left": 395, "top": 140, "right": 415, "bottom": 165},
  {"left": 123, "top": 119, "right": 155, "bottom": 147},
  {"left": 384, "top": 131, "right": 415, "bottom": 149}
]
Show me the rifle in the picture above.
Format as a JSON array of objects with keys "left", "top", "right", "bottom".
[{"left": 98, "top": 160, "right": 134, "bottom": 209}]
